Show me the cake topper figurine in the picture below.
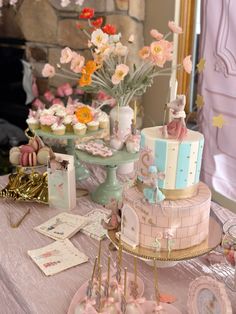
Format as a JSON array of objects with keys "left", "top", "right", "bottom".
[
  {"left": 163, "top": 94, "right": 187, "bottom": 141},
  {"left": 110, "top": 120, "right": 124, "bottom": 151},
  {"left": 143, "top": 165, "right": 165, "bottom": 204}
]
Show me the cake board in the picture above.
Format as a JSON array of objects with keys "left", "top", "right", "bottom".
[{"left": 107, "top": 216, "right": 222, "bottom": 265}]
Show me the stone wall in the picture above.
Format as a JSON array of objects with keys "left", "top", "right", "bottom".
[{"left": 0, "top": 0, "right": 145, "bottom": 94}]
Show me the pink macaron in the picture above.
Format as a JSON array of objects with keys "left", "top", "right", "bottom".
[
  {"left": 20, "top": 144, "right": 35, "bottom": 154},
  {"left": 20, "top": 152, "right": 29, "bottom": 167}
]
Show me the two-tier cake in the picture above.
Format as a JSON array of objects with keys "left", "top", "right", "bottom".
[{"left": 120, "top": 96, "right": 211, "bottom": 252}]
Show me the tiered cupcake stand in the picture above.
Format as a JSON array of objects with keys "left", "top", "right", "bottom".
[{"left": 76, "top": 149, "right": 139, "bottom": 205}]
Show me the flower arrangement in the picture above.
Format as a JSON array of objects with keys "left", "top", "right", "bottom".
[{"left": 42, "top": 7, "right": 192, "bottom": 109}]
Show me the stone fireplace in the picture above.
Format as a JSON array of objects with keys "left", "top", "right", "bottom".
[{"left": 0, "top": 0, "right": 145, "bottom": 94}]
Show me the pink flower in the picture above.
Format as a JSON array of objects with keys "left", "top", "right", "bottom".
[
  {"left": 60, "top": 47, "right": 73, "bottom": 64},
  {"left": 70, "top": 53, "right": 85, "bottom": 73},
  {"left": 57, "top": 83, "right": 73, "bottom": 97},
  {"left": 111, "top": 64, "right": 129, "bottom": 85},
  {"left": 139, "top": 46, "right": 150, "bottom": 60},
  {"left": 42, "top": 64, "right": 55, "bottom": 78},
  {"left": 150, "top": 29, "right": 163, "bottom": 40},
  {"left": 183, "top": 55, "right": 192, "bottom": 74},
  {"left": 52, "top": 98, "right": 64, "bottom": 106},
  {"left": 150, "top": 40, "right": 173, "bottom": 67},
  {"left": 44, "top": 90, "right": 55, "bottom": 102},
  {"left": 40, "top": 115, "right": 58, "bottom": 126},
  {"left": 168, "top": 21, "right": 183, "bottom": 34},
  {"left": 74, "top": 88, "right": 85, "bottom": 95},
  {"left": 32, "top": 99, "right": 45, "bottom": 110}
]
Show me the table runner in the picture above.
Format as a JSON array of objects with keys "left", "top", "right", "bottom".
[{"left": 0, "top": 171, "right": 235, "bottom": 314}]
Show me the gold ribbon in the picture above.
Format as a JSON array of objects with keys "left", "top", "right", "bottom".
[{"left": 136, "top": 179, "right": 198, "bottom": 200}]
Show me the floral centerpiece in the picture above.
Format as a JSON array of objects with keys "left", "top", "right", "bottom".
[{"left": 42, "top": 7, "right": 191, "bottom": 107}]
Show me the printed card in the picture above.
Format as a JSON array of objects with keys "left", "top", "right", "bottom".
[
  {"left": 81, "top": 209, "right": 109, "bottom": 240},
  {"left": 28, "top": 239, "right": 88, "bottom": 276},
  {"left": 34, "top": 212, "right": 90, "bottom": 240}
]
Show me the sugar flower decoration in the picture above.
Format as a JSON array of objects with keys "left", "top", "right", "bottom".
[
  {"left": 42, "top": 64, "right": 56, "bottom": 78},
  {"left": 112, "top": 64, "right": 129, "bottom": 85},
  {"left": 183, "top": 55, "right": 192, "bottom": 74},
  {"left": 168, "top": 21, "right": 183, "bottom": 34}
]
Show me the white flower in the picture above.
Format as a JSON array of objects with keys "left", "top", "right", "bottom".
[
  {"left": 91, "top": 29, "right": 109, "bottom": 47},
  {"left": 60, "top": 0, "right": 70, "bottom": 7},
  {"left": 75, "top": 0, "right": 84, "bottom": 5},
  {"left": 109, "top": 33, "right": 121, "bottom": 44},
  {"left": 114, "top": 42, "right": 128, "bottom": 56}
]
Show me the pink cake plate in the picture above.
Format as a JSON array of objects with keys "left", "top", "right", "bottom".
[
  {"left": 141, "top": 300, "right": 182, "bottom": 314},
  {"left": 67, "top": 272, "right": 144, "bottom": 314}
]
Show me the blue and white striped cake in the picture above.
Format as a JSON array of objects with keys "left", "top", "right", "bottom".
[{"left": 141, "top": 126, "right": 204, "bottom": 192}]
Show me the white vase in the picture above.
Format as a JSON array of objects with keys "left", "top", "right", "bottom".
[{"left": 110, "top": 105, "right": 134, "bottom": 174}]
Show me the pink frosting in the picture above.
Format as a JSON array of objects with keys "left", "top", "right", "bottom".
[{"left": 40, "top": 115, "right": 58, "bottom": 126}]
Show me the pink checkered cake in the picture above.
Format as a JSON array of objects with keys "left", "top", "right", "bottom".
[{"left": 121, "top": 182, "right": 211, "bottom": 251}]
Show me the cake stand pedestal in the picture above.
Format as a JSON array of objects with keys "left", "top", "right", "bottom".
[
  {"left": 108, "top": 216, "right": 222, "bottom": 266},
  {"left": 35, "top": 129, "right": 109, "bottom": 182},
  {"left": 76, "top": 149, "right": 139, "bottom": 205}
]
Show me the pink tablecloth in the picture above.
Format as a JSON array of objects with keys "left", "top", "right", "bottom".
[{"left": 0, "top": 172, "right": 235, "bottom": 314}]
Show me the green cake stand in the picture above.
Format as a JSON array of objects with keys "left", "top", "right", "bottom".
[
  {"left": 34, "top": 129, "right": 109, "bottom": 182},
  {"left": 76, "top": 149, "right": 139, "bottom": 205}
]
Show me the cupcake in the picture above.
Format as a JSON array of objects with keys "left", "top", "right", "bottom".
[
  {"left": 40, "top": 115, "right": 58, "bottom": 133},
  {"left": 87, "top": 120, "right": 99, "bottom": 132},
  {"left": 73, "top": 122, "right": 87, "bottom": 136},
  {"left": 26, "top": 116, "right": 40, "bottom": 130},
  {"left": 98, "top": 112, "right": 109, "bottom": 129},
  {"left": 51, "top": 122, "right": 66, "bottom": 135},
  {"left": 63, "top": 115, "right": 74, "bottom": 133},
  {"left": 55, "top": 107, "right": 67, "bottom": 119}
]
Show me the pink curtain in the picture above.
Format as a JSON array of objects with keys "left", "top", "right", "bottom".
[{"left": 198, "top": 0, "right": 236, "bottom": 201}]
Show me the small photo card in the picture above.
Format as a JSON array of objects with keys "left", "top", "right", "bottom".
[
  {"left": 81, "top": 209, "right": 109, "bottom": 241},
  {"left": 28, "top": 239, "right": 88, "bottom": 276},
  {"left": 34, "top": 212, "right": 90, "bottom": 241}
]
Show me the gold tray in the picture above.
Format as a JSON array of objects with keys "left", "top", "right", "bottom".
[{"left": 108, "top": 217, "right": 222, "bottom": 261}]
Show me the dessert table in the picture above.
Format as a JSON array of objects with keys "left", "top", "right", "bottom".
[{"left": 0, "top": 169, "right": 236, "bottom": 314}]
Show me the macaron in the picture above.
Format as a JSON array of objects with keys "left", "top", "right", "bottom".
[
  {"left": 20, "top": 144, "right": 35, "bottom": 154},
  {"left": 20, "top": 152, "right": 29, "bottom": 167},
  {"left": 29, "top": 138, "right": 39, "bottom": 152},
  {"left": 29, "top": 152, "right": 37, "bottom": 167},
  {"left": 9, "top": 147, "right": 21, "bottom": 165},
  {"left": 37, "top": 147, "right": 51, "bottom": 165}
]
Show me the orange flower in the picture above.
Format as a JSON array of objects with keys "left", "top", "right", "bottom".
[
  {"left": 102, "top": 24, "right": 116, "bottom": 35},
  {"left": 85, "top": 60, "right": 97, "bottom": 74},
  {"left": 75, "top": 106, "right": 93, "bottom": 123},
  {"left": 79, "top": 73, "right": 92, "bottom": 87},
  {"left": 92, "top": 17, "right": 103, "bottom": 29}
]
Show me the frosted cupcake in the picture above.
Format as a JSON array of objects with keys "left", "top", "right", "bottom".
[
  {"left": 63, "top": 115, "right": 74, "bottom": 133},
  {"left": 51, "top": 122, "right": 66, "bottom": 135},
  {"left": 98, "top": 112, "right": 109, "bottom": 129},
  {"left": 39, "top": 115, "right": 58, "bottom": 132},
  {"left": 26, "top": 116, "right": 40, "bottom": 130},
  {"left": 73, "top": 122, "right": 87, "bottom": 136},
  {"left": 55, "top": 107, "right": 66, "bottom": 119},
  {"left": 87, "top": 120, "right": 99, "bottom": 132}
]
